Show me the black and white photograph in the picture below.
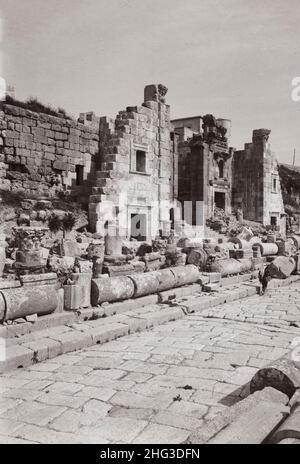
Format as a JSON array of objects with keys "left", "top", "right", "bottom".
[{"left": 0, "top": 0, "right": 300, "bottom": 448}]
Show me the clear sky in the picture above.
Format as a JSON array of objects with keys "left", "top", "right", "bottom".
[{"left": 1, "top": 0, "right": 300, "bottom": 163}]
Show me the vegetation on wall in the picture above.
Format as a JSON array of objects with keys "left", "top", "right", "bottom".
[{"left": 4, "top": 95, "right": 72, "bottom": 120}]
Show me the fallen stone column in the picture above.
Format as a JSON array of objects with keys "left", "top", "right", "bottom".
[
  {"left": 253, "top": 242, "right": 278, "bottom": 256},
  {"left": 208, "top": 258, "right": 243, "bottom": 276},
  {"left": 250, "top": 355, "right": 300, "bottom": 399},
  {"left": 129, "top": 272, "right": 161, "bottom": 298},
  {"left": 229, "top": 238, "right": 252, "bottom": 249},
  {"left": 129, "top": 265, "right": 200, "bottom": 298},
  {"left": 237, "top": 258, "right": 254, "bottom": 273},
  {"left": 91, "top": 276, "right": 135, "bottom": 306},
  {"left": 155, "top": 269, "right": 177, "bottom": 292},
  {"left": 0, "top": 284, "right": 58, "bottom": 322},
  {"left": 170, "top": 264, "right": 200, "bottom": 287},
  {"left": 92, "top": 265, "right": 200, "bottom": 303}
]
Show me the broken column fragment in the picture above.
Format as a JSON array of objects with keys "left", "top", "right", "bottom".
[
  {"left": 252, "top": 242, "right": 279, "bottom": 256},
  {"left": 91, "top": 276, "right": 135, "bottom": 306},
  {"left": 0, "top": 273, "right": 58, "bottom": 322},
  {"left": 250, "top": 355, "right": 300, "bottom": 399},
  {"left": 91, "top": 265, "right": 200, "bottom": 304},
  {"left": 207, "top": 258, "right": 243, "bottom": 276}
]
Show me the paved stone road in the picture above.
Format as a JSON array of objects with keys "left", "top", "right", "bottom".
[{"left": 1, "top": 283, "right": 300, "bottom": 444}]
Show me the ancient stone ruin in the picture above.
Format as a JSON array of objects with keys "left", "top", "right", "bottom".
[{"left": 0, "top": 82, "right": 298, "bottom": 356}]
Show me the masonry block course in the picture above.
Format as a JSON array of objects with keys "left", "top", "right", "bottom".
[
  {"left": 88, "top": 84, "right": 178, "bottom": 237},
  {"left": 172, "top": 115, "right": 233, "bottom": 233},
  {"left": 232, "top": 128, "right": 285, "bottom": 233},
  {"left": 0, "top": 87, "right": 287, "bottom": 236},
  {"left": 0, "top": 103, "right": 99, "bottom": 203}
]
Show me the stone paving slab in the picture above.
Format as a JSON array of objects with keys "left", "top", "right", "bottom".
[
  {"left": 0, "top": 274, "right": 266, "bottom": 373},
  {"left": 1, "top": 277, "right": 300, "bottom": 443}
]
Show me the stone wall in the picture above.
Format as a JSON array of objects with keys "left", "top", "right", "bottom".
[
  {"left": 88, "top": 84, "right": 178, "bottom": 238},
  {"left": 232, "top": 129, "right": 285, "bottom": 232},
  {"left": 0, "top": 104, "right": 99, "bottom": 204},
  {"left": 279, "top": 163, "right": 300, "bottom": 214},
  {"left": 174, "top": 115, "right": 233, "bottom": 227}
]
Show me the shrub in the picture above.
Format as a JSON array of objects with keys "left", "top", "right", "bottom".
[
  {"left": 5, "top": 95, "right": 72, "bottom": 120},
  {"left": 48, "top": 212, "right": 76, "bottom": 237}
]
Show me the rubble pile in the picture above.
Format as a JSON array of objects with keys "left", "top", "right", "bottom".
[
  {"left": 1, "top": 202, "right": 300, "bottom": 324},
  {"left": 207, "top": 207, "right": 269, "bottom": 238}
]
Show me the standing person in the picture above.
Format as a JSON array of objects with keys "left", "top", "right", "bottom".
[{"left": 258, "top": 264, "right": 272, "bottom": 295}]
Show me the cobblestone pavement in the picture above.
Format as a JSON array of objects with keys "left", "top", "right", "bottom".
[{"left": 1, "top": 283, "right": 300, "bottom": 444}]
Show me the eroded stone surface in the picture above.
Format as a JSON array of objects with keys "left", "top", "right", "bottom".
[{"left": 1, "top": 281, "right": 300, "bottom": 443}]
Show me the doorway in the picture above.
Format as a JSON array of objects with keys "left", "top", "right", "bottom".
[
  {"left": 75, "top": 165, "right": 84, "bottom": 186},
  {"left": 130, "top": 213, "right": 147, "bottom": 241},
  {"left": 270, "top": 216, "right": 277, "bottom": 229},
  {"left": 214, "top": 192, "right": 226, "bottom": 211}
]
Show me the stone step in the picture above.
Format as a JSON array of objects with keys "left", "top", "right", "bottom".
[
  {"left": 1, "top": 273, "right": 299, "bottom": 374},
  {"left": 0, "top": 304, "right": 185, "bottom": 373},
  {"left": 208, "top": 401, "right": 289, "bottom": 444},
  {"left": 0, "top": 277, "right": 259, "bottom": 374},
  {"left": 203, "top": 283, "right": 220, "bottom": 293}
]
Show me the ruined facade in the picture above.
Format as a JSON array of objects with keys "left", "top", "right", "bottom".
[
  {"left": 172, "top": 115, "right": 233, "bottom": 225},
  {"left": 232, "top": 129, "right": 285, "bottom": 232},
  {"left": 173, "top": 115, "right": 285, "bottom": 234},
  {"left": 0, "top": 84, "right": 286, "bottom": 237},
  {"left": 88, "top": 84, "right": 178, "bottom": 239},
  {"left": 0, "top": 104, "right": 99, "bottom": 204}
]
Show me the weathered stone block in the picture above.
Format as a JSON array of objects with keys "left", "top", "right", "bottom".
[
  {"left": 208, "top": 400, "right": 289, "bottom": 444},
  {"left": 63, "top": 284, "right": 83, "bottom": 310},
  {"left": 188, "top": 388, "right": 288, "bottom": 444},
  {"left": 70, "top": 272, "right": 92, "bottom": 308},
  {"left": 1, "top": 283, "right": 58, "bottom": 321},
  {"left": 91, "top": 276, "right": 135, "bottom": 306}
]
